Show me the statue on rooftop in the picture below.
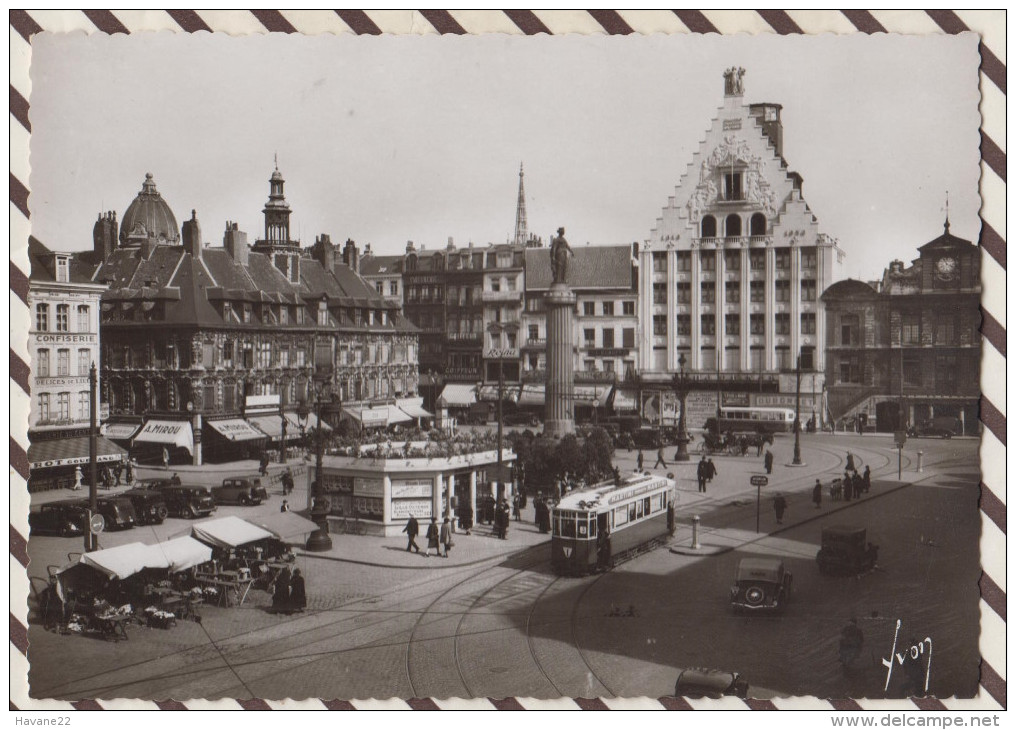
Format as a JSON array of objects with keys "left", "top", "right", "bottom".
[{"left": 550, "top": 227, "right": 573, "bottom": 285}]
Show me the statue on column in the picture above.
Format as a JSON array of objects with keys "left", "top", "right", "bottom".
[{"left": 550, "top": 227, "right": 573, "bottom": 285}]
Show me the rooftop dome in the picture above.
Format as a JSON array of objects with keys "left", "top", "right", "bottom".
[{"left": 119, "top": 173, "right": 180, "bottom": 246}]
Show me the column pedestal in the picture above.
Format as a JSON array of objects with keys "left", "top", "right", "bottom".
[{"left": 545, "top": 283, "right": 577, "bottom": 438}]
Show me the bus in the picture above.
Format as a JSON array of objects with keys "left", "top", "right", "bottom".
[
  {"left": 706, "top": 407, "right": 796, "bottom": 435},
  {"left": 551, "top": 473, "right": 676, "bottom": 576}
]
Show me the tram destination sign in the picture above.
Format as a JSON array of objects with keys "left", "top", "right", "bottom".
[{"left": 750, "top": 475, "right": 769, "bottom": 487}]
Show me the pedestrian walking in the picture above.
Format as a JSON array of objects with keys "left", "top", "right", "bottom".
[
  {"left": 272, "top": 566, "right": 291, "bottom": 614},
  {"left": 425, "top": 516, "right": 440, "bottom": 557},
  {"left": 512, "top": 494, "right": 521, "bottom": 522},
  {"left": 113, "top": 461, "right": 123, "bottom": 487},
  {"left": 170, "top": 472, "right": 181, "bottom": 485},
  {"left": 125, "top": 458, "right": 135, "bottom": 485},
  {"left": 696, "top": 457, "right": 708, "bottom": 493},
  {"left": 845, "top": 452, "right": 856, "bottom": 473},
  {"left": 259, "top": 452, "right": 269, "bottom": 477},
  {"left": 280, "top": 500, "right": 290, "bottom": 513},
  {"left": 666, "top": 501, "right": 676, "bottom": 536},
  {"left": 773, "top": 494, "right": 787, "bottom": 524},
  {"left": 843, "top": 471, "right": 853, "bottom": 502},
  {"left": 289, "top": 569, "right": 306, "bottom": 613},
  {"left": 162, "top": 447, "right": 170, "bottom": 469},
  {"left": 403, "top": 515, "right": 421, "bottom": 553},
  {"left": 756, "top": 437, "right": 764, "bottom": 457},
  {"left": 706, "top": 458, "right": 717, "bottom": 484},
  {"left": 596, "top": 522, "right": 612, "bottom": 572},
  {"left": 72, "top": 466, "right": 83, "bottom": 491},
  {"left": 458, "top": 503, "right": 473, "bottom": 534},
  {"left": 863, "top": 466, "right": 871, "bottom": 493},
  {"left": 813, "top": 479, "right": 823, "bottom": 509},
  {"left": 100, "top": 466, "right": 111, "bottom": 490},
  {"left": 637, "top": 450, "right": 644, "bottom": 471},
  {"left": 281, "top": 469, "right": 294, "bottom": 496},
  {"left": 764, "top": 449, "right": 774, "bottom": 475},
  {"left": 654, "top": 447, "right": 668, "bottom": 470},
  {"left": 440, "top": 517, "right": 453, "bottom": 558}
]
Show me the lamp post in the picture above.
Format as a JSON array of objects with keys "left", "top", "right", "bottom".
[
  {"left": 305, "top": 386, "right": 333, "bottom": 552},
  {"left": 279, "top": 399, "right": 287, "bottom": 464},
  {"left": 792, "top": 353, "right": 803, "bottom": 466},
  {"left": 87, "top": 362, "right": 99, "bottom": 552},
  {"left": 672, "top": 353, "right": 691, "bottom": 462}
]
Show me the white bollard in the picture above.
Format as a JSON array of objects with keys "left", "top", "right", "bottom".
[
  {"left": 691, "top": 515, "right": 701, "bottom": 550},
  {"left": 917, "top": 451, "right": 924, "bottom": 473}
]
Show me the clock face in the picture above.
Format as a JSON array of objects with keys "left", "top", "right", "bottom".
[{"left": 935, "top": 256, "right": 957, "bottom": 279}]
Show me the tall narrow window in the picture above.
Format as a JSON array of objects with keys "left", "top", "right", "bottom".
[
  {"left": 749, "top": 213, "right": 767, "bottom": 236},
  {"left": 724, "top": 214, "right": 742, "bottom": 238},
  {"left": 701, "top": 215, "right": 717, "bottom": 238},
  {"left": 701, "top": 282, "right": 716, "bottom": 303},
  {"left": 775, "top": 280, "right": 791, "bottom": 302},
  {"left": 801, "top": 279, "right": 817, "bottom": 302},
  {"left": 57, "top": 349, "right": 70, "bottom": 376},
  {"left": 37, "top": 349, "right": 50, "bottom": 377},
  {"left": 726, "top": 314, "right": 740, "bottom": 335},
  {"left": 701, "top": 314, "right": 716, "bottom": 335},
  {"left": 653, "top": 315, "right": 667, "bottom": 336},
  {"left": 724, "top": 172, "right": 743, "bottom": 201},
  {"left": 725, "top": 250, "right": 741, "bottom": 270},
  {"left": 677, "top": 282, "right": 691, "bottom": 303},
  {"left": 652, "top": 251, "right": 667, "bottom": 272},
  {"left": 78, "top": 392, "right": 90, "bottom": 420},
  {"left": 56, "top": 304, "right": 69, "bottom": 332},
  {"left": 726, "top": 281, "right": 741, "bottom": 303},
  {"left": 750, "top": 250, "right": 766, "bottom": 271},
  {"left": 78, "top": 349, "right": 89, "bottom": 375},
  {"left": 653, "top": 283, "right": 667, "bottom": 304},
  {"left": 775, "top": 313, "right": 791, "bottom": 335},
  {"left": 676, "top": 315, "right": 691, "bottom": 336},
  {"left": 35, "top": 304, "right": 48, "bottom": 331},
  {"left": 801, "top": 312, "right": 816, "bottom": 335},
  {"left": 677, "top": 252, "right": 692, "bottom": 271},
  {"left": 77, "top": 305, "right": 90, "bottom": 332},
  {"left": 38, "top": 393, "right": 50, "bottom": 422},
  {"left": 57, "top": 392, "right": 70, "bottom": 420},
  {"left": 750, "top": 280, "right": 765, "bottom": 302}
]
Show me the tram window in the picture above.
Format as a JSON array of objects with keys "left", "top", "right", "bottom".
[
  {"left": 562, "top": 515, "right": 576, "bottom": 538},
  {"left": 615, "top": 506, "right": 629, "bottom": 526},
  {"left": 635, "top": 500, "right": 643, "bottom": 519},
  {"left": 553, "top": 514, "right": 560, "bottom": 537},
  {"left": 589, "top": 517, "right": 596, "bottom": 538},
  {"left": 578, "top": 521, "right": 587, "bottom": 537},
  {"left": 652, "top": 493, "right": 664, "bottom": 512},
  {"left": 628, "top": 503, "right": 637, "bottom": 522},
  {"left": 643, "top": 497, "right": 652, "bottom": 515}
]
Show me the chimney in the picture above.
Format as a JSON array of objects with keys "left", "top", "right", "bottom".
[
  {"left": 140, "top": 236, "right": 158, "bottom": 260},
  {"left": 313, "top": 233, "right": 335, "bottom": 272},
  {"left": 223, "top": 221, "right": 249, "bottom": 267},
  {"left": 92, "top": 211, "right": 117, "bottom": 261},
  {"left": 446, "top": 236, "right": 454, "bottom": 250},
  {"left": 405, "top": 240, "right": 415, "bottom": 254},
  {"left": 363, "top": 243, "right": 372, "bottom": 256},
  {"left": 182, "top": 209, "right": 203, "bottom": 260},
  {"left": 342, "top": 238, "right": 359, "bottom": 273}
]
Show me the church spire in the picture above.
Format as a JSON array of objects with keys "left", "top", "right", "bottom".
[
  {"left": 514, "top": 162, "right": 528, "bottom": 246},
  {"left": 944, "top": 191, "right": 951, "bottom": 233}
]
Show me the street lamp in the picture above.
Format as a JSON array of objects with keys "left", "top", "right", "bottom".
[
  {"left": 672, "top": 353, "right": 691, "bottom": 462},
  {"left": 279, "top": 399, "right": 288, "bottom": 464},
  {"left": 792, "top": 353, "right": 803, "bottom": 465},
  {"left": 305, "top": 384, "right": 334, "bottom": 552}
]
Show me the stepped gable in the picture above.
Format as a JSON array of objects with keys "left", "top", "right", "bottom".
[{"left": 525, "top": 245, "right": 633, "bottom": 291}]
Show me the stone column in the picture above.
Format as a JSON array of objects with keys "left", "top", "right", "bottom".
[
  {"left": 545, "top": 282, "right": 577, "bottom": 437},
  {"left": 447, "top": 473, "right": 456, "bottom": 532},
  {"left": 469, "top": 470, "right": 477, "bottom": 524},
  {"left": 433, "top": 473, "right": 443, "bottom": 522}
]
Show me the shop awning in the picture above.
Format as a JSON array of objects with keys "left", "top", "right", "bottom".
[
  {"left": 478, "top": 385, "right": 521, "bottom": 403},
  {"left": 283, "top": 411, "right": 332, "bottom": 433},
  {"left": 134, "top": 419, "right": 194, "bottom": 454},
  {"left": 28, "top": 435, "right": 127, "bottom": 470},
  {"left": 245, "top": 513, "right": 320, "bottom": 545},
  {"left": 80, "top": 542, "right": 166, "bottom": 580},
  {"left": 208, "top": 418, "right": 266, "bottom": 442},
  {"left": 611, "top": 388, "right": 638, "bottom": 412},
  {"left": 437, "top": 383, "right": 476, "bottom": 407},
  {"left": 342, "top": 404, "right": 412, "bottom": 427},
  {"left": 99, "top": 422, "right": 141, "bottom": 441},
  {"left": 518, "top": 384, "right": 545, "bottom": 406},
  {"left": 396, "top": 397, "right": 433, "bottom": 420},
  {"left": 574, "top": 386, "right": 611, "bottom": 407},
  {"left": 247, "top": 414, "right": 300, "bottom": 441},
  {"left": 190, "top": 516, "right": 275, "bottom": 549},
  {"left": 148, "top": 536, "right": 213, "bottom": 573}
]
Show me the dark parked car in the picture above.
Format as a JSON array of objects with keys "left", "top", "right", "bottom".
[
  {"left": 730, "top": 557, "right": 792, "bottom": 613},
  {"left": 675, "top": 668, "right": 749, "bottom": 699},
  {"left": 146, "top": 483, "right": 217, "bottom": 519},
  {"left": 910, "top": 417, "right": 960, "bottom": 439},
  {"left": 29, "top": 500, "right": 89, "bottom": 537},
  {"left": 816, "top": 525, "right": 879, "bottom": 576},
  {"left": 632, "top": 427, "right": 663, "bottom": 449},
  {"left": 69, "top": 496, "right": 137, "bottom": 530},
  {"left": 212, "top": 477, "right": 269, "bottom": 506},
  {"left": 121, "top": 488, "right": 169, "bottom": 525}
]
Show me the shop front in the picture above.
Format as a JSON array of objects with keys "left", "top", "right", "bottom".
[
  {"left": 27, "top": 435, "right": 128, "bottom": 493},
  {"left": 205, "top": 418, "right": 266, "bottom": 463},
  {"left": 133, "top": 419, "right": 194, "bottom": 465}
]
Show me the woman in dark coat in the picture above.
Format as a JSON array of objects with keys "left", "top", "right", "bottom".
[
  {"left": 289, "top": 569, "right": 306, "bottom": 613},
  {"left": 273, "top": 566, "right": 291, "bottom": 614}
]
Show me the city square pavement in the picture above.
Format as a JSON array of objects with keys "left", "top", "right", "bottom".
[{"left": 23, "top": 432, "right": 978, "bottom": 700}]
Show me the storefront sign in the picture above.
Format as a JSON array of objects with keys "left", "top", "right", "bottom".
[
  {"left": 354, "top": 477, "right": 385, "bottom": 497},
  {"left": 390, "top": 498, "right": 433, "bottom": 520},
  {"left": 35, "top": 334, "right": 97, "bottom": 344},
  {"left": 588, "top": 348, "right": 629, "bottom": 357},
  {"left": 723, "top": 392, "right": 751, "bottom": 407},
  {"left": 754, "top": 394, "right": 818, "bottom": 409},
  {"left": 36, "top": 376, "right": 89, "bottom": 387},
  {"left": 391, "top": 478, "right": 432, "bottom": 499},
  {"left": 484, "top": 348, "right": 519, "bottom": 359}
]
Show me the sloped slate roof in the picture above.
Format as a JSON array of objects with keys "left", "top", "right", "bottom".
[
  {"left": 29, "top": 236, "right": 100, "bottom": 285},
  {"left": 359, "top": 254, "right": 403, "bottom": 277},
  {"left": 525, "top": 245, "right": 634, "bottom": 291}
]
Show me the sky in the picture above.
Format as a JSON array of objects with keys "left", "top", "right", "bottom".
[{"left": 28, "top": 31, "right": 981, "bottom": 281}]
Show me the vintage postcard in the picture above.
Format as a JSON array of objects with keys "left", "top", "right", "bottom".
[{"left": 10, "top": 10, "right": 1003, "bottom": 716}]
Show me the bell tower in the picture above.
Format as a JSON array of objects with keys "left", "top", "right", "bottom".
[{"left": 252, "top": 160, "right": 302, "bottom": 282}]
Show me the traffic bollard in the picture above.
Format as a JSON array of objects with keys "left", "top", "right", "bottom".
[
  {"left": 691, "top": 515, "right": 701, "bottom": 550},
  {"left": 917, "top": 451, "right": 923, "bottom": 473}
]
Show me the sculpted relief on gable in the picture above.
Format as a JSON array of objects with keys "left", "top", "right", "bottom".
[{"left": 686, "top": 134, "right": 779, "bottom": 225}]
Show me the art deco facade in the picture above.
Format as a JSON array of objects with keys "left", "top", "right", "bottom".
[
  {"left": 822, "top": 222, "right": 980, "bottom": 434},
  {"left": 87, "top": 170, "right": 419, "bottom": 464},
  {"left": 637, "top": 70, "right": 844, "bottom": 422}
]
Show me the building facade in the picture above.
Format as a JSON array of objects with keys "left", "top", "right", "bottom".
[
  {"left": 637, "top": 69, "right": 844, "bottom": 425},
  {"left": 27, "top": 238, "right": 120, "bottom": 491},
  {"left": 88, "top": 170, "right": 419, "bottom": 465},
  {"left": 822, "top": 222, "right": 980, "bottom": 435},
  {"left": 358, "top": 245, "right": 404, "bottom": 309}
]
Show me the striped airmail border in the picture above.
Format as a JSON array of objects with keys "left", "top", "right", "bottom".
[{"left": 8, "top": 9, "right": 1005, "bottom": 712}]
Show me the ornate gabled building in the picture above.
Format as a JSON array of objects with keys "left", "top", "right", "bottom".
[
  {"left": 89, "top": 169, "right": 419, "bottom": 465},
  {"left": 637, "top": 68, "right": 845, "bottom": 427},
  {"left": 822, "top": 220, "right": 980, "bottom": 435}
]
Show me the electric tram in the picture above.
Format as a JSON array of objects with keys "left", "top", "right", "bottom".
[
  {"left": 550, "top": 473, "right": 676, "bottom": 576},
  {"left": 710, "top": 407, "right": 796, "bottom": 434}
]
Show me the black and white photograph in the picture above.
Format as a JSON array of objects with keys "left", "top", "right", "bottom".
[{"left": 10, "top": 11, "right": 1003, "bottom": 716}]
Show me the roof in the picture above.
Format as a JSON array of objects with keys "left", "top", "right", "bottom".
[
  {"left": 28, "top": 237, "right": 100, "bottom": 286},
  {"left": 525, "top": 245, "right": 635, "bottom": 291},
  {"left": 119, "top": 173, "right": 180, "bottom": 244},
  {"left": 359, "top": 254, "right": 404, "bottom": 277},
  {"left": 820, "top": 278, "right": 879, "bottom": 302},
  {"left": 189, "top": 515, "right": 275, "bottom": 548},
  {"left": 917, "top": 223, "right": 975, "bottom": 253}
]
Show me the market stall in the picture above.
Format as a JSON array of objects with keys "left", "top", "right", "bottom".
[{"left": 187, "top": 516, "right": 282, "bottom": 606}]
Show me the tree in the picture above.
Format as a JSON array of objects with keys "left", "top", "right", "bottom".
[{"left": 581, "top": 427, "right": 615, "bottom": 482}]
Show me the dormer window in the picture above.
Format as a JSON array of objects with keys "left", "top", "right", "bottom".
[
  {"left": 317, "top": 300, "right": 329, "bottom": 326},
  {"left": 55, "top": 256, "right": 69, "bottom": 283},
  {"left": 243, "top": 303, "right": 252, "bottom": 324}
]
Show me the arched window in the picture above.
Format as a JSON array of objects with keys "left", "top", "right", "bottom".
[
  {"left": 725, "top": 214, "right": 742, "bottom": 238},
  {"left": 750, "top": 213, "right": 767, "bottom": 236},
  {"left": 701, "top": 215, "right": 717, "bottom": 238}
]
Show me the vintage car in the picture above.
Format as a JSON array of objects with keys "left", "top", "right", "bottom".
[
  {"left": 674, "top": 668, "right": 750, "bottom": 699},
  {"left": 212, "top": 477, "right": 269, "bottom": 506},
  {"left": 28, "top": 500, "right": 89, "bottom": 537},
  {"left": 67, "top": 496, "right": 137, "bottom": 530},
  {"left": 909, "top": 417, "right": 960, "bottom": 439},
  {"left": 121, "top": 488, "right": 170, "bottom": 525},
  {"left": 816, "top": 525, "right": 879, "bottom": 576},
  {"left": 730, "top": 557, "right": 792, "bottom": 613},
  {"left": 151, "top": 484, "right": 217, "bottom": 519},
  {"left": 632, "top": 427, "right": 664, "bottom": 449}
]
